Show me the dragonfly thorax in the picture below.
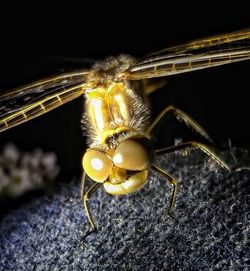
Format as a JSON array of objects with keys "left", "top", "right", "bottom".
[
  {"left": 83, "top": 80, "right": 151, "bottom": 146},
  {"left": 86, "top": 54, "right": 136, "bottom": 86}
]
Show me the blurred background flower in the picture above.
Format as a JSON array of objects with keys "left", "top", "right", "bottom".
[{"left": 0, "top": 143, "right": 60, "bottom": 198}]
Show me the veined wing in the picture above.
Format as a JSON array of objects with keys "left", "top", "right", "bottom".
[
  {"left": 148, "top": 28, "right": 250, "bottom": 55},
  {"left": 0, "top": 70, "right": 89, "bottom": 132},
  {"left": 124, "top": 28, "right": 250, "bottom": 80}
]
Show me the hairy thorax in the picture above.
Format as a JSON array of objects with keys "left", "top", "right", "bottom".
[{"left": 83, "top": 55, "right": 151, "bottom": 148}]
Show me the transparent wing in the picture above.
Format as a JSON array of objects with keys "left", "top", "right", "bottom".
[
  {"left": 0, "top": 70, "right": 89, "bottom": 132},
  {"left": 148, "top": 28, "right": 250, "bottom": 55},
  {"left": 123, "top": 28, "right": 250, "bottom": 80}
]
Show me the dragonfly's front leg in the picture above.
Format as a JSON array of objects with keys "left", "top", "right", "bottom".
[
  {"left": 81, "top": 172, "right": 102, "bottom": 231},
  {"left": 151, "top": 164, "right": 178, "bottom": 215}
]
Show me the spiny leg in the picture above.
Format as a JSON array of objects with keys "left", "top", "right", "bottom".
[
  {"left": 81, "top": 172, "right": 102, "bottom": 231},
  {"left": 151, "top": 164, "right": 178, "bottom": 215},
  {"left": 156, "top": 141, "right": 232, "bottom": 172},
  {"left": 147, "top": 105, "right": 213, "bottom": 143}
]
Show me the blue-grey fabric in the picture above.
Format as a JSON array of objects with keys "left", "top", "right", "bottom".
[{"left": 0, "top": 150, "right": 249, "bottom": 271}]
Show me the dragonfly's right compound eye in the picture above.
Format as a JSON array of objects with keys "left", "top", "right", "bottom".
[
  {"left": 82, "top": 150, "right": 113, "bottom": 183},
  {"left": 112, "top": 138, "right": 151, "bottom": 171}
]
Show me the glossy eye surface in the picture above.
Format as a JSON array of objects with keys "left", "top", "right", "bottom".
[
  {"left": 82, "top": 149, "right": 113, "bottom": 183},
  {"left": 113, "top": 139, "right": 149, "bottom": 171}
]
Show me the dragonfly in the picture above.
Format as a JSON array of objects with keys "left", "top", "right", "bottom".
[{"left": 0, "top": 28, "right": 249, "bottom": 230}]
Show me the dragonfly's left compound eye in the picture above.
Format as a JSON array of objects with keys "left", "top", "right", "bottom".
[
  {"left": 112, "top": 138, "right": 150, "bottom": 171},
  {"left": 82, "top": 150, "right": 113, "bottom": 183}
]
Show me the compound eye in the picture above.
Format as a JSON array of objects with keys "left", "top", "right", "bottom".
[
  {"left": 82, "top": 150, "right": 113, "bottom": 183},
  {"left": 113, "top": 139, "right": 149, "bottom": 171}
]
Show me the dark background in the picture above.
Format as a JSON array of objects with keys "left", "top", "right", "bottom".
[{"left": 0, "top": 5, "right": 249, "bottom": 178}]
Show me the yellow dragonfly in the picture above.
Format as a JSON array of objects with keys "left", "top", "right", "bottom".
[{"left": 0, "top": 28, "right": 249, "bottom": 230}]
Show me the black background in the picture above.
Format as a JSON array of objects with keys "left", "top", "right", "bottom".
[{"left": 0, "top": 4, "right": 249, "bottom": 178}]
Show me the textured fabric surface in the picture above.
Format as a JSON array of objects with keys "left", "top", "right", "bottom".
[{"left": 0, "top": 149, "right": 249, "bottom": 271}]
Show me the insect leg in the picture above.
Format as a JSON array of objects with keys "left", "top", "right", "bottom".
[
  {"left": 155, "top": 141, "right": 232, "bottom": 172},
  {"left": 81, "top": 172, "right": 102, "bottom": 230},
  {"left": 151, "top": 163, "right": 178, "bottom": 214},
  {"left": 147, "top": 105, "right": 213, "bottom": 142}
]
